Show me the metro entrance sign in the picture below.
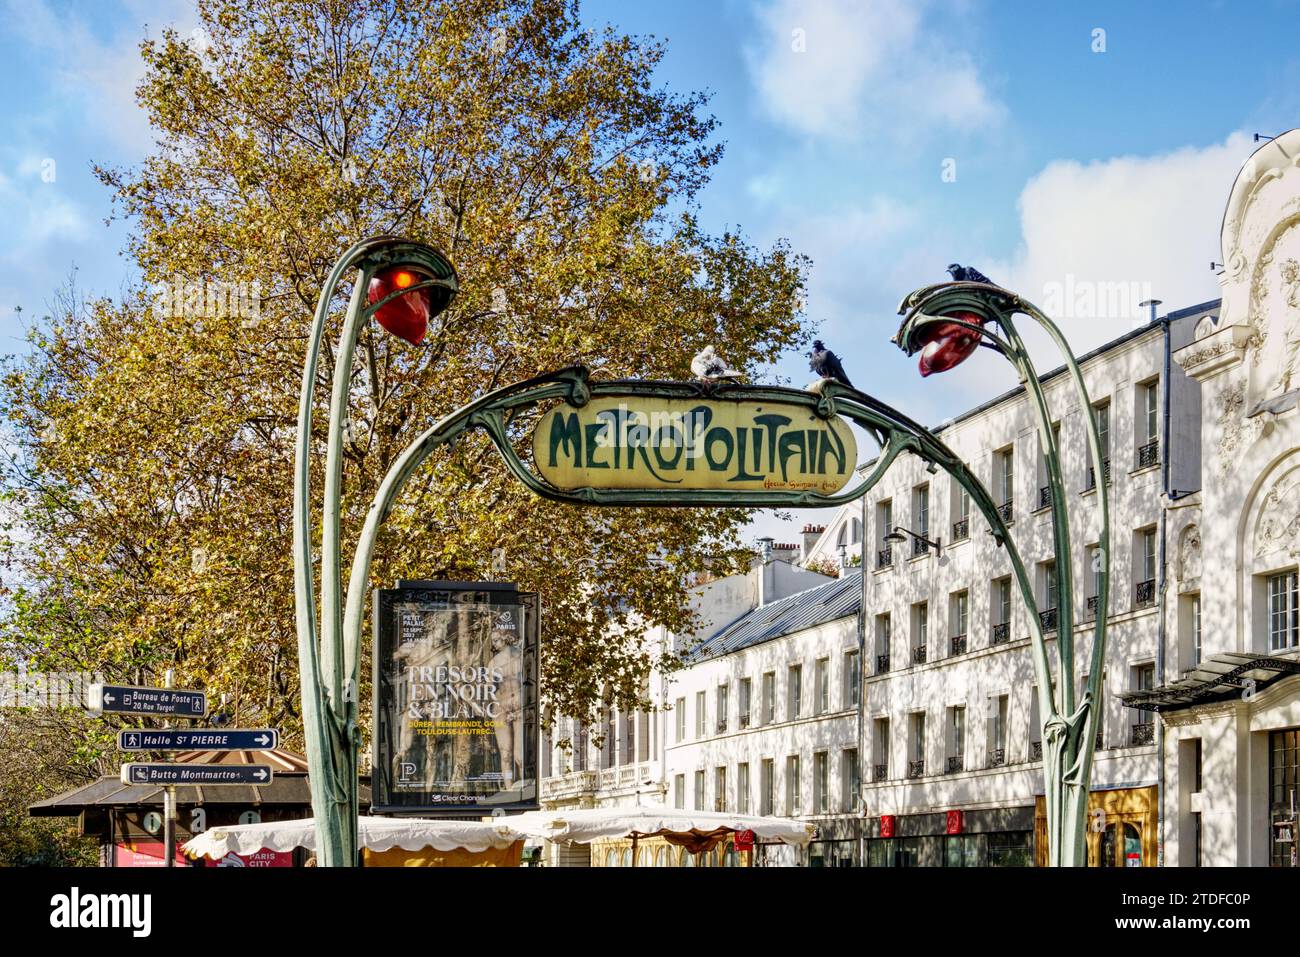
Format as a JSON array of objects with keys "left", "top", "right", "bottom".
[
  {"left": 117, "top": 729, "right": 279, "bottom": 752},
  {"left": 89, "top": 683, "right": 206, "bottom": 718},
  {"left": 121, "top": 764, "right": 274, "bottom": 786}
]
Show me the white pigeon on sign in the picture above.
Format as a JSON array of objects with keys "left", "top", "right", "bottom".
[{"left": 690, "top": 345, "right": 742, "bottom": 381}]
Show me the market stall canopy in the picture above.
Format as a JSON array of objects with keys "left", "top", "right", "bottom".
[
  {"left": 506, "top": 807, "right": 817, "bottom": 853},
  {"left": 28, "top": 749, "right": 367, "bottom": 815},
  {"left": 182, "top": 815, "right": 523, "bottom": 859}
]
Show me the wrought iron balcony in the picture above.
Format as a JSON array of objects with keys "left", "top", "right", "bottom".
[
  {"left": 716, "top": 720, "right": 727, "bottom": 734},
  {"left": 1130, "top": 721, "right": 1155, "bottom": 746},
  {"left": 1085, "top": 458, "right": 1112, "bottom": 489},
  {"left": 1135, "top": 578, "right": 1156, "bottom": 608},
  {"left": 951, "top": 517, "right": 969, "bottom": 542},
  {"left": 1138, "top": 440, "right": 1159, "bottom": 469},
  {"left": 1037, "top": 485, "right": 1052, "bottom": 510},
  {"left": 907, "top": 759, "right": 925, "bottom": 779},
  {"left": 912, "top": 536, "right": 930, "bottom": 558},
  {"left": 911, "top": 645, "right": 927, "bottom": 665},
  {"left": 991, "top": 622, "right": 1010, "bottom": 645},
  {"left": 876, "top": 654, "right": 890, "bottom": 675},
  {"left": 950, "top": 634, "right": 967, "bottom": 656},
  {"left": 1086, "top": 594, "right": 1099, "bottom": 619},
  {"left": 876, "top": 546, "right": 893, "bottom": 568},
  {"left": 873, "top": 764, "right": 889, "bottom": 782},
  {"left": 946, "top": 755, "right": 964, "bottom": 774},
  {"left": 986, "top": 748, "right": 1006, "bottom": 769},
  {"left": 1030, "top": 740, "right": 1042, "bottom": 761},
  {"left": 997, "top": 500, "right": 1014, "bottom": 523},
  {"left": 739, "top": 712, "right": 750, "bottom": 729},
  {"left": 1039, "top": 607, "right": 1058, "bottom": 633},
  {"left": 1094, "top": 729, "right": 1104, "bottom": 750}
]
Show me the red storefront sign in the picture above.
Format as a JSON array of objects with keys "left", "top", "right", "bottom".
[
  {"left": 879, "top": 815, "right": 896, "bottom": 838},
  {"left": 946, "top": 810, "right": 964, "bottom": 835},
  {"left": 114, "top": 841, "right": 187, "bottom": 867},
  {"left": 733, "top": 829, "right": 755, "bottom": 852},
  {"left": 204, "top": 848, "right": 294, "bottom": 868}
]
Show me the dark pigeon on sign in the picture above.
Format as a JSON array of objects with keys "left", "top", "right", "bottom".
[
  {"left": 808, "top": 339, "right": 853, "bottom": 387},
  {"left": 947, "top": 263, "right": 995, "bottom": 285}
]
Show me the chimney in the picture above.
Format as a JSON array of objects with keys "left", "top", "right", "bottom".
[
  {"left": 800, "top": 524, "right": 826, "bottom": 563},
  {"left": 755, "top": 536, "right": 775, "bottom": 606},
  {"left": 1139, "top": 298, "right": 1163, "bottom": 325}
]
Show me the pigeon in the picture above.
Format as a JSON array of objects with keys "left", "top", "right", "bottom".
[
  {"left": 808, "top": 339, "right": 853, "bottom": 387},
  {"left": 947, "top": 263, "right": 995, "bottom": 285},
  {"left": 690, "top": 345, "right": 741, "bottom": 380}
]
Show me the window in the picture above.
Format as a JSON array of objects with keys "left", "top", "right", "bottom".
[
  {"left": 993, "top": 576, "right": 1012, "bottom": 645},
  {"left": 987, "top": 695, "right": 1008, "bottom": 767},
  {"left": 572, "top": 718, "right": 587, "bottom": 772},
  {"left": 1268, "top": 570, "right": 1299, "bottom": 650},
  {"left": 695, "top": 690, "right": 706, "bottom": 738},
  {"left": 1083, "top": 671, "right": 1107, "bottom": 748},
  {"left": 1088, "top": 400, "right": 1111, "bottom": 487},
  {"left": 1137, "top": 379, "right": 1159, "bottom": 467},
  {"left": 843, "top": 650, "right": 860, "bottom": 708},
  {"left": 945, "top": 834, "right": 984, "bottom": 867},
  {"left": 876, "top": 613, "right": 892, "bottom": 673},
  {"left": 761, "top": 672, "right": 776, "bottom": 724},
  {"left": 1269, "top": 730, "right": 1300, "bottom": 867},
  {"left": 674, "top": 774, "right": 685, "bottom": 809},
  {"left": 873, "top": 717, "right": 890, "bottom": 781},
  {"left": 1086, "top": 545, "right": 1103, "bottom": 619},
  {"left": 621, "top": 711, "right": 635, "bottom": 765},
  {"left": 815, "top": 657, "right": 830, "bottom": 714},
  {"left": 842, "top": 748, "right": 860, "bottom": 811},
  {"left": 951, "top": 590, "right": 969, "bottom": 655},
  {"left": 1035, "top": 423, "right": 1060, "bottom": 510},
  {"left": 738, "top": 677, "right": 752, "bottom": 728},
  {"left": 1040, "top": 561, "right": 1058, "bottom": 633},
  {"left": 602, "top": 707, "right": 615, "bottom": 769},
  {"left": 912, "top": 602, "right": 928, "bottom": 664},
  {"left": 850, "top": 517, "right": 862, "bottom": 544},
  {"left": 1192, "top": 594, "right": 1202, "bottom": 664},
  {"left": 996, "top": 446, "right": 1015, "bottom": 518},
  {"left": 786, "top": 754, "right": 801, "bottom": 813},
  {"left": 947, "top": 705, "right": 965, "bottom": 773},
  {"left": 951, "top": 483, "right": 971, "bottom": 541},
  {"left": 638, "top": 710, "right": 650, "bottom": 762},
  {"left": 1136, "top": 528, "right": 1157, "bottom": 608},
  {"left": 694, "top": 769, "right": 705, "bottom": 810},
  {"left": 787, "top": 664, "right": 802, "bottom": 720},
  {"left": 760, "top": 758, "right": 775, "bottom": 815},
  {"left": 988, "top": 832, "right": 1033, "bottom": 867},
  {"left": 715, "top": 766, "right": 727, "bottom": 812},
  {"left": 876, "top": 500, "right": 894, "bottom": 567},
  {"left": 737, "top": 763, "right": 750, "bottom": 813},
  {"left": 716, "top": 684, "right": 729, "bottom": 734},
  {"left": 913, "top": 483, "right": 931, "bottom": 555},
  {"left": 813, "top": 751, "right": 829, "bottom": 813},
  {"left": 674, "top": 698, "right": 686, "bottom": 743},
  {"left": 1132, "top": 664, "right": 1155, "bottom": 739},
  {"left": 908, "top": 712, "right": 926, "bottom": 777}
]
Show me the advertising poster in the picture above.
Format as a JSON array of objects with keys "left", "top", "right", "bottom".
[{"left": 372, "top": 581, "right": 538, "bottom": 813}]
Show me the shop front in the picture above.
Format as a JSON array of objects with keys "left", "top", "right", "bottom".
[
  {"left": 864, "top": 807, "right": 1035, "bottom": 867},
  {"left": 1033, "top": 785, "right": 1157, "bottom": 867}
]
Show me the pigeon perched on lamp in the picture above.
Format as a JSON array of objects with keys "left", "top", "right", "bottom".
[
  {"left": 946, "top": 263, "right": 995, "bottom": 285},
  {"left": 807, "top": 339, "right": 853, "bottom": 387},
  {"left": 690, "top": 345, "right": 742, "bottom": 381}
]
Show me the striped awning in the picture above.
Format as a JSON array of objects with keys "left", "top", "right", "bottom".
[{"left": 1119, "top": 652, "right": 1300, "bottom": 713}]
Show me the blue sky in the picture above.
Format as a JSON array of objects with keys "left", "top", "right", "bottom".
[{"left": 1, "top": 0, "right": 1297, "bottom": 541}]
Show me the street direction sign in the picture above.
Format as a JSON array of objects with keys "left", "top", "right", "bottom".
[
  {"left": 89, "top": 683, "right": 207, "bottom": 718},
  {"left": 120, "top": 764, "right": 274, "bottom": 786},
  {"left": 117, "top": 729, "right": 279, "bottom": 752}
]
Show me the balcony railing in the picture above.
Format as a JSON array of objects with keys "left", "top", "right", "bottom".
[
  {"left": 873, "top": 764, "right": 889, "bottom": 782},
  {"left": 946, "top": 755, "right": 964, "bottom": 774},
  {"left": 1130, "top": 722, "right": 1155, "bottom": 746},
  {"left": 876, "top": 654, "right": 890, "bottom": 675},
  {"left": 716, "top": 720, "right": 727, "bottom": 734},
  {"left": 907, "top": 759, "right": 925, "bottom": 779},
  {"left": 1039, "top": 607, "right": 1058, "bottom": 633},
  {"left": 876, "top": 546, "right": 893, "bottom": 569},
  {"left": 992, "top": 622, "right": 1011, "bottom": 646},
  {"left": 739, "top": 712, "right": 750, "bottom": 729},
  {"left": 1085, "top": 458, "right": 1112, "bottom": 489},
  {"left": 1095, "top": 729, "right": 1104, "bottom": 750},
  {"left": 998, "top": 500, "right": 1014, "bottom": 523},
  {"left": 951, "top": 517, "right": 969, "bottom": 542},
  {"left": 911, "top": 645, "right": 927, "bottom": 665},
  {"left": 1135, "top": 579, "right": 1156, "bottom": 608},
  {"left": 1037, "top": 485, "right": 1052, "bottom": 510},
  {"left": 1138, "top": 440, "right": 1159, "bottom": 469},
  {"left": 1086, "top": 594, "right": 1099, "bottom": 619},
  {"left": 1030, "top": 740, "right": 1042, "bottom": 761},
  {"left": 912, "top": 537, "right": 930, "bottom": 558},
  {"left": 950, "top": 634, "right": 967, "bottom": 656},
  {"left": 986, "top": 748, "right": 1006, "bottom": 769}
]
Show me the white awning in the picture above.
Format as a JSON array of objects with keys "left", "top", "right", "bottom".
[
  {"left": 503, "top": 807, "right": 817, "bottom": 847},
  {"left": 182, "top": 815, "right": 522, "bottom": 859}
]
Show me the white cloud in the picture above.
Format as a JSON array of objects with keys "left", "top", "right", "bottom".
[
  {"left": 987, "top": 132, "right": 1256, "bottom": 349},
  {"left": 745, "top": 0, "right": 1003, "bottom": 140},
  {"left": 0, "top": 169, "right": 90, "bottom": 252}
]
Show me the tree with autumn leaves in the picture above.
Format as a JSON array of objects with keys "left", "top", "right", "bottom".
[{"left": 0, "top": 0, "right": 810, "bottom": 801}]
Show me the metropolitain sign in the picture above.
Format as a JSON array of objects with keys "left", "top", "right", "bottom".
[{"left": 532, "top": 395, "right": 857, "bottom": 494}]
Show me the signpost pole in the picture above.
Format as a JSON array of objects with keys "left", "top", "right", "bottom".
[{"left": 163, "top": 668, "right": 175, "bottom": 870}]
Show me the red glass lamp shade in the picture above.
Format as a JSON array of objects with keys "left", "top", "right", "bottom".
[
  {"left": 916, "top": 310, "right": 985, "bottom": 377},
  {"left": 367, "top": 265, "right": 432, "bottom": 345}
]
